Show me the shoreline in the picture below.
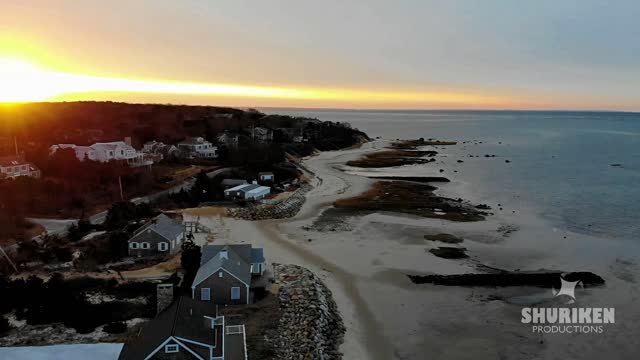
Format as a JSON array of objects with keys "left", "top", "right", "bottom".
[{"left": 186, "top": 139, "right": 639, "bottom": 359}]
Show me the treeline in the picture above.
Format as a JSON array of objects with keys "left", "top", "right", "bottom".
[{"left": 2, "top": 101, "right": 257, "bottom": 147}]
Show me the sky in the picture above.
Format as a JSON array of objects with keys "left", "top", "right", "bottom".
[{"left": 0, "top": 0, "right": 639, "bottom": 110}]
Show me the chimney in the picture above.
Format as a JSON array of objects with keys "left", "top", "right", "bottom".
[
  {"left": 124, "top": 137, "right": 132, "bottom": 146},
  {"left": 157, "top": 284, "right": 174, "bottom": 315}
]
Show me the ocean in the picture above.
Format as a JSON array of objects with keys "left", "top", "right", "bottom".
[{"left": 263, "top": 109, "right": 640, "bottom": 242}]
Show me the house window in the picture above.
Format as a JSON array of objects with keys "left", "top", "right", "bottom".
[
  {"left": 158, "top": 242, "right": 169, "bottom": 251},
  {"left": 165, "top": 344, "right": 179, "bottom": 353},
  {"left": 141, "top": 242, "right": 150, "bottom": 249},
  {"left": 201, "top": 288, "right": 211, "bottom": 301},
  {"left": 231, "top": 287, "right": 241, "bottom": 300},
  {"left": 219, "top": 271, "right": 223, "bottom": 278},
  {"left": 130, "top": 242, "right": 139, "bottom": 249}
]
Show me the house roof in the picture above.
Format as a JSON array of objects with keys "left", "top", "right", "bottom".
[
  {"left": 201, "top": 244, "right": 265, "bottom": 265},
  {"left": 0, "top": 156, "right": 28, "bottom": 167},
  {"left": 91, "top": 141, "right": 129, "bottom": 152},
  {"left": 193, "top": 245, "right": 252, "bottom": 287},
  {"left": 245, "top": 186, "right": 270, "bottom": 196},
  {"left": 201, "top": 244, "right": 252, "bottom": 265},
  {"left": 225, "top": 183, "right": 263, "bottom": 193},
  {"left": 118, "top": 296, "right": 222, "bottom": 360},
  {"left": 258, "top": 172, "right": 274, "bottom": 176},
  {"left": 221, "top": 179, "right": 248, "bottom": 186},
  {"left": 132, "top": 214, "right": 183, "bottom": 241}
]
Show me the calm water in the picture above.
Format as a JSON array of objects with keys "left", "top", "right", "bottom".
[{"left": 264, "top": 109, "right": 640, "bottom": 241}]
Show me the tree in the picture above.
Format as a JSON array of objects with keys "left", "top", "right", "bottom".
[
  {"left": 105, "top": 202, "right": 138, "bottom": 230},
  {"left": 0, "top": 315, "right": 11, "bottom": 336},
  {"left": 190, "top": 171, "right": 213, "bottom": 203},
  {"left": 108, "top": 231, "right": 130, "bottom": 260},
  {"left": 180, "top": 238, "right": 201, "bottom": 291}
]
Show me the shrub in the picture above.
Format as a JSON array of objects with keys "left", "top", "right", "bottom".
[
  {"left": 0, "top": 315, "right": 12, "bottom": 336},
  {"left": 103, "top": 321, "right": 127, "bottom": 334}
]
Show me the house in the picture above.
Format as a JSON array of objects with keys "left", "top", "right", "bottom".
[
  {"left": 250, "top": 127, "right": 273, "bottom": 143},
  {"left": 128, "top": 214, "right": 184, "bottom": 257},
  {"left": 118, "top": 295, "right": 247, "bottom": 360},
  {"left": 177, "top": 137, "right": 218, "bottom": 159},
  {"left": 192, "top": 244, "right": 266, "bottom": 305},
  {"left": 142, "top": 140, "right": 180, "bottom": 160},
  {"left": 0, "top": 155, "right": 41, "bottom": 179},
  {"left": 223, "top": 184, "right": 271, "bottom": 201},
  {"left": 216, "top": 132, "right": 239, "bottom": 149},
  {"left": 258, "top": 172, "right": 274, "bottom": 183},
  {"left": 220, "top": 179, "right": 248, "bottom": 189},
  {"left": 49, "top": 138, "right": 153, "bottom": 167}
]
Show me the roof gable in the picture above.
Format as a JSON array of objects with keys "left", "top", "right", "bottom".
[
  {"left": 132, "top": 214, "right": 183, "bottom": 241},
  {"left": 193, "top": 246, "right": 251, "bottom": 287},
  {"left": 118, "top": 296, "right": 220, "bottom": 360}
]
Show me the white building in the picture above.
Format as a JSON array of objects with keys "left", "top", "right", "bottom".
[
  {"left": 177, "top": 137, "right": 218, "bottom": 159},
  {"left": 0, "top": 156, "right": 41, "bottom": 179},
  {"left": 224, "top": 183, "right": 271, "bottom": 201},
  {"left": 49, "top": 138, "right": 152, "bottom": 167}
]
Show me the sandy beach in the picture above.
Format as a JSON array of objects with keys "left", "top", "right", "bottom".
[{"left": 184, "top": 139, "right": 640, "bottom": 360}]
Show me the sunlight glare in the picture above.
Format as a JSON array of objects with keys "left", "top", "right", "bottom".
[{"left": 0, "top": 57, "right": 504, "bottom": 106}]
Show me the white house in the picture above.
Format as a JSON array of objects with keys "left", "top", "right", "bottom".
[
  {"left": 49, "top": 138, "right": 152, "bottom": 167},
  {"left": 0, "top": 156, "right": 41, "bottom": 179},
  {"left": 224, "top": 183, "right": 271, "bottom": 201},
  {"left": 258, "top": 172, "right": 274, "bottom": 183},
  {"left": 177, "top": 137, "right": 218, "bottom": 159}
]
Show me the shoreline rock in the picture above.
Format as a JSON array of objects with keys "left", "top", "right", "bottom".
[
  {"left": 407, "top": 271, "right": 605, "bottom": 287},
  {"left": 273, "top": 264, "right": 346, "bottom": 360}
]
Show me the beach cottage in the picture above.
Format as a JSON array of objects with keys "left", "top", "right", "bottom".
[
  {"left": 191, "top": 244, "right": 266, "bottom": 306},
  {"left": 118, "top": 294, "right": 247, "bottom": 360},
  {"left": 128, "top": 214, "right": 184, "bottom": 257}
]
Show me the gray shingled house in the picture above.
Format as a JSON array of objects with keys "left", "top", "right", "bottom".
[
  {"left": 191, "top": 244, "right": 266, "bottom": 305},
  {"left": 128, "top": 214, "right": 184, "bottom": 258},
  {"left": 118, "top": 295, "right": 247, "bottom": 360}
]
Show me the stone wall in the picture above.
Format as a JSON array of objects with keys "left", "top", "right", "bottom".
[{"left": 273, "top": 263, "right": 345, "bottom": 360}]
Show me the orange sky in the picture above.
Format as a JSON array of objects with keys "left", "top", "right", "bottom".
[{"left": 1, "top": 1, "right": 638, "bottom": 111}]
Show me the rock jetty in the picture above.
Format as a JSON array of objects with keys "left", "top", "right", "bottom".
[{"left": 273, "top": 264, "right": 346, "bottom": 360}]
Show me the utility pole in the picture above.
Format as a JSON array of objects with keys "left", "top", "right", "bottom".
[
  {"left": 14, "top": 136, "right": 19, "bottom": 156},
  {"left": 0, "top": 245, "right": 18, "bottom": 273},
  {"left": 118, "top": 176, "right": 124, "bottom": 201}
]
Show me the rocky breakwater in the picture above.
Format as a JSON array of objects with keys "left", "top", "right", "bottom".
[
  {"left": 273, "top": 263, "right": 346, "bottom": 360},
  {"left": 230, "top": 184, "right": 312, "bottom": 220}
]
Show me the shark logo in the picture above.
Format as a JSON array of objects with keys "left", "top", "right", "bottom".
[{"left": 552, "top": 275, "right": 582, "bottom": 304}]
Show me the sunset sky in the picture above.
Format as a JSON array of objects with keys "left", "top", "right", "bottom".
[{"left": 1, "top": 0, "right": 639, "bottom": 110}]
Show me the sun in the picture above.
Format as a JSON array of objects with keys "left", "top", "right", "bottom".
[{"left": 0, "top": 57, "right": 66, "bottom": 102}]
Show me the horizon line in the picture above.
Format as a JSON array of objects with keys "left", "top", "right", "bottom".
[{"left": 3, "top": 100, "right": 639, "bottom": 114}]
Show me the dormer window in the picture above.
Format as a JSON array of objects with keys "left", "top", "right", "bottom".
[
  {"left": 165, "top": 344, "right": 179, "bottom": 353},
  {"left": 220, "top": 250, "right": 228, "bottom": 259}
]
